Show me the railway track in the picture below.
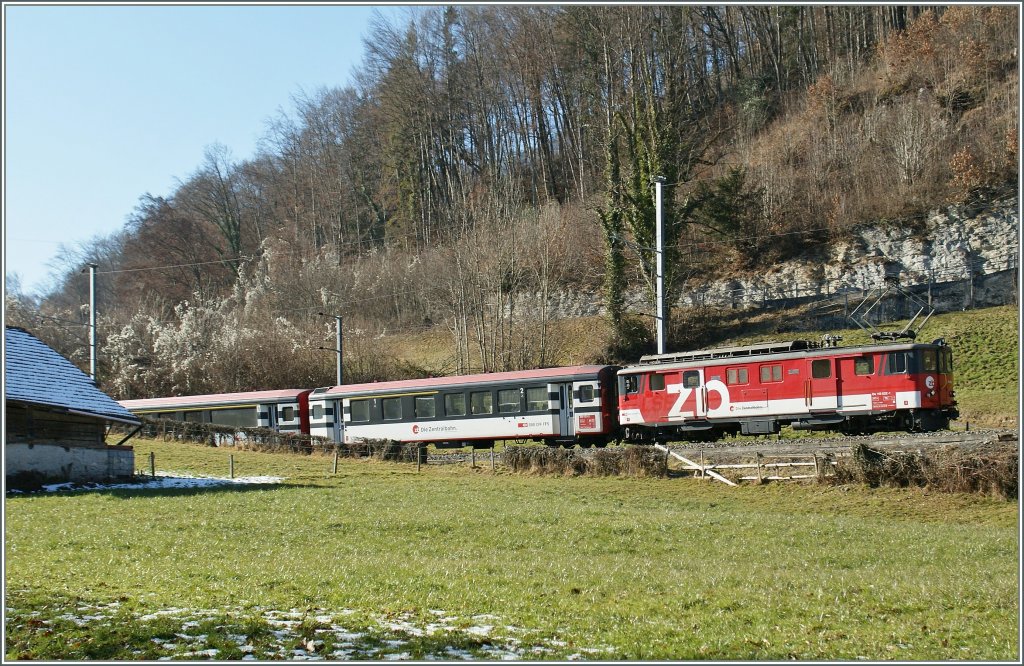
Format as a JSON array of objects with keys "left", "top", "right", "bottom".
[{"left": 425, "top": 428, "right": 1017, "bottom": 465}]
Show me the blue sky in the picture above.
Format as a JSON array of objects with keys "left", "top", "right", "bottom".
[{"left": 4, "top": 3, "right": 404, "bottom": 297}]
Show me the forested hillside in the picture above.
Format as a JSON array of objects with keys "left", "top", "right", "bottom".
[{"left": 5, "top": 5, "right": 1018, "bottom": 399}]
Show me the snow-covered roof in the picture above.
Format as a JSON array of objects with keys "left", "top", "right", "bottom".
[{"left": 4, "top": 326, "right": 140, "bottom": 424}]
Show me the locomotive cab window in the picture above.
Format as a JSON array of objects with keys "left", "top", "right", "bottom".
[
  {"left": 415, "top": 396, "right": 436, "bottom": 419},
  {"left": 471, "top": 391, "right": 493, "bottom": 415},
  {"left": 760, "top": 364, "right": 783, "bottom": 383},
  {"left": 350, "top": 399, "right": 370, "bottom": 423},
  {"left": 444, "top": 393, "right": 466, "bottom": 416},
  {"left": 726, "top": 368, "right": 748, "bottom": 385},
  {"left": 854, "top": 356, "right": 874, "bottom": 376},
  {"left": 526, "top": 387, "right": 548, "bottom": 412},
  {"left": 811, "top": 359, "right": 831, "bottom": 379},
  {"left": 622, "top": 375, "right": 640, "bottom": 394},
  {"left": 921, "top": 350, "right": 938, "bottom": 372},
  {"left": 887, "top": 351, "right": 912, "bottom": 374},
  {"left": 683, "top": 371, "right": 700, "bottom": 388},
  {"left": 498, "top": 389, "right": 520, "bottom": 413},
  {"left": 939, "top": 348, "right": 953, "bottom": 373},
  {"left": 382, "top": 397, "right": 402, "bottom": 421},
  {"left": 578, "top": 385, "right": 594, "bottom": 403},
  {"left": 649, "top": 374, "right": 666, "bottom": 391}
]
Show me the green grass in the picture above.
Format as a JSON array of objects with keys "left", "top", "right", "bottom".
[{"left": 5, "top": 439, "right": 1019, "bottom": 660}]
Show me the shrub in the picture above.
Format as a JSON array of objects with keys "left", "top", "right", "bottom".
[
  {"left": 831, "top": 442, "right": 1018, "bottom": 499},
  {"left": 503, "top": 445, "right": 668, "bottom": 478}
]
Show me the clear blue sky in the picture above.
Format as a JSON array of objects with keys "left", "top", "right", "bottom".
[{"left": 4, "top": 3, "right": 405, "bottom": 297}]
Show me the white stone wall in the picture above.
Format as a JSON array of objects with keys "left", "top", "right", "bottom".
[
  {"left": 5, "top": 443, "right": 135, "bottom": 483},
  {"left": 514, "top": 195, "right": 1018, "bottom": 317}
]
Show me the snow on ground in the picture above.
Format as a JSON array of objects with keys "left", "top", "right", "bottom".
[
  {"left": 7, "top": 473, "right": 285, "bottom": 494},
  {"left": 6, "top": 602, "right": 613, "bottom": 660}
]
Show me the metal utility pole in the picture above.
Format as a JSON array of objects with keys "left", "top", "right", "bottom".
[
  {"left": 317, "top": 312, "right": 343, "bottom": 385},
  {"left": 653, "top": 176, "right": 667, "bottom": 354},
  {"left": 85, "top": 263, "right": 98, "bottom": 380}
]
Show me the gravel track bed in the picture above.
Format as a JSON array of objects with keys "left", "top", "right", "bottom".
[{"left": 425, "top": 429, "right": 1017, "bottom": 465}]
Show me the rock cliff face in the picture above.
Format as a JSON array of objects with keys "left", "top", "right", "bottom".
[{"left": 533, "top": 196, "right": 1019, "bottom": 318}]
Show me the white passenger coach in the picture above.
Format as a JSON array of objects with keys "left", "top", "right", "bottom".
[{"left": 308, "top": 365, "right": 619, "bottom": 448}]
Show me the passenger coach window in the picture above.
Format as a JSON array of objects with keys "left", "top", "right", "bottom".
[
  {"left": 921, "top": 350, "right": 937, "bottom": 372},
  {"left": 311, "top": 405, "right": 323, "bottom": 420},
  {"left": 527, "top": 387, "right": 548, "bottom": 411},
  {"left": 726, "top": 368, "right": 748, "bottom": 385},
  {"left": 445, "top": 393, "right": 466, "bottom": 416},
  {"left": 759, "top": 365, "right": 783, "bottom": 383},
  {"left": 415, "top": 396, "right": 435, "bottom": 418},
  {"left": 350, "top": 399, "right": 370, "bottom": 422},
  {"left": 383, "top": 398, "right": 402, "bottom": 420},
  {"left": 854, "top": 356, "right": 874, "bottom": 376},
  {"left": 811, "top": 360, "right": 831, "bottom": 379},
  {"left": 649, "top": 374, "right": 666, "bottom": 391},
  {"left": 471, "top": 391, "right": 493, "bottom": 415},
  {"left": 280, "top": 406, "right": 295, "bottom": 421},
  {"left": 578, "top": 385, "right": 594, "bottom": 403},
  {"left": 498, "top": 389, "right": 520, "bottom": 413},
  {"left": 683, "top": 371, "right": 700, "bottom": 388}
]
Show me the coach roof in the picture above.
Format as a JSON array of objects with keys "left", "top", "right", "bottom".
[
  {"left": 315, "top": 365, "right": 615, "bottom": 398},
  {"left": 120, "top": 389, "right": 309, "bottom": 411}
]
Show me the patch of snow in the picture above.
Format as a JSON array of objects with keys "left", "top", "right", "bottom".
[{"left": 36, "top": 474, "right": 284, "bottom": 494}]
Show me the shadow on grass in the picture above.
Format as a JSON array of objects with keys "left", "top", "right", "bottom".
[{"left": 5, "top": 478, "right": 323, "bottom": 499}]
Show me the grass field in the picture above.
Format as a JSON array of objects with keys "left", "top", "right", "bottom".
[{"left": 5, "top": 439, "right": 1019, "bottom": 660}]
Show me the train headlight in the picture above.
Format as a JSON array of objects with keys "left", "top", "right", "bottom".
[{"left": 927, "top": 390, "right": 935, "bottom": 397}]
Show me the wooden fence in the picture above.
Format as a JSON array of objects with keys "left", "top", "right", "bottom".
[{"left": 656, "top": 444, "right": 839, "bottom": 486}]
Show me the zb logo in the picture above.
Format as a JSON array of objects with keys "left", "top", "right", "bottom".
[{"left": 667, "top": 379, "right": 729, "bottom": 418}]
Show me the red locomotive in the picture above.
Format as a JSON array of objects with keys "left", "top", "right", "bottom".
[{"left": 616, "top": 338, "right": 958, "bottom": 442}]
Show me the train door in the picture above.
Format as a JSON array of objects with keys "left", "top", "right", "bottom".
[
  {"left": 262, "top": 403, "right": 278, "bottom": 430},
  {"left": 806, "top": 358, "right": 838, "bottom": 412},
  {"left": 558, "top": 383, "right": 575, "bottom": 437},
  {"left": 834, "top": 354, "right": 875, "bottom": 410}
]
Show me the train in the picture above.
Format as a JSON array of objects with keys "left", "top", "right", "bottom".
[{"left": 119, "top": 337, "right": 958, "bottom": 447}]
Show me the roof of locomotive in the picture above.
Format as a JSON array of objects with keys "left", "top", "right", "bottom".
[
  {"left": 626, "top": 339, "right": 948, "bottom": 373},
  {"left": 120, "top": 388, "right": 310, "bottom": 411},
  {"left": 313, "top": 365, "right": 616, "bottom": 398}
]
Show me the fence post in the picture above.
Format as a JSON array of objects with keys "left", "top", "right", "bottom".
[
  {"left": 229, "top": 454, "right": 234, "bottom": 479},
  {"left": 471, "top": 447, "right": 476, "bottom": 468},
  {"left": 756, "top": 452, "right": 763, "bottom": 483},
  {"left": 700, "top": 449, "right": 705, "bottom": 480},
  {"left": 333, "top": 448, "right": 339, "bottom": 474},
  {"left": 417, "top": 446, "right": 422, "bottom": 472},
  {"left": 150, "top": 451, "right": 155, "bottom": 478},
  {"left": 813, "top": 454, "right": 820, "bottom": 479},
  {"left": 490, "top": 443, "right": 495, "bottom": 472}
]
